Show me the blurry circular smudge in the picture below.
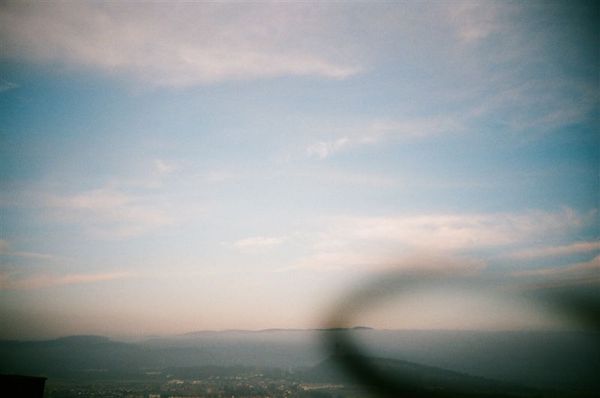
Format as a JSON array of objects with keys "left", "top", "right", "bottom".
[{"left": 322, "top": 270, "right": 600, "bottom": 398}]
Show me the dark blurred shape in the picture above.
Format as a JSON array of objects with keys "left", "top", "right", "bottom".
[
  {"left": 323, "top": 331, "right": 547, "bottom": 397},
  {"left": 531, "top": 285, "right": 600, "bottom": 332},
  {"left": 0, "top": 374, "right": 46, "bottom": 398},
  {"left": 323, "top": 271, "right": 600, "bottom": 397}
]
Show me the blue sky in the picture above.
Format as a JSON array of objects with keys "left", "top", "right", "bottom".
[{"left": 0, "top": 1, "right": 598, "bottom": 339}]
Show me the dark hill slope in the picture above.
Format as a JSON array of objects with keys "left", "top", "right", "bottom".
[{"left": 301, "top": 356, "right": 541, "bottom": 398}]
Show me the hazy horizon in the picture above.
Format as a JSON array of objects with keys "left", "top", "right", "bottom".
[{"left": 1, "top": 1, "right": 598, "bottom": 340}]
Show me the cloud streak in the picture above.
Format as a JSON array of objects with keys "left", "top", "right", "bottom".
[
  {"left": 46, "top": 188, "right": 174, "bottom": 239},
  {"left": 0, "top": 2, "right": 359, "bottom": 87},
  {"left": 511, "top": 255, "right": 600, "bottom": 289},
  {"left": 324, "top": 209, "right": 586, "bottom": 250},
  {"left": 154, "top": 159, "right": 177, "bottom": 176},
  {"left": 233, "top": 236, "right": 286, "bottom": 251},
  {"left": 508, "top": 241, "right": 600, "bottom": 260},
  {"left": 306, "top": 117, "right": 465, "bottom": 159},
  {"left": 294, "top": 208, "right": 591, "bottom": 271},
  {"left": 0, "top": 78, "right": 18, "bottom": 92},
  {"left": 0, "top": 239, "right": 55, "bottom": 260},
  {"left": 0, "top": 271, "right": 131, "bottom": 290},
  {"left": 513, "top": 255, "right": 600, "bottom": 278}
]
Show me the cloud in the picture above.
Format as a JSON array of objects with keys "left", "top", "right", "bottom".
[
  {"left": 447, "top": 3, "right": 598, "bottom": 138},
  {"left": 294, "top": 249, "right": 486, "bottom": 274},
  {"left": 307, "top": 137, "right": 350, "bottom": 159},
  {"left": 508, "top": 241, "right": 600, "bottom": 260},
  {"left": 306, "top": 116, "right": 465, "bottom": 158},
  {"left": 306, "top": 79, "right": 595, "bottom": 160},
  {"left": 324, "top": 209, "right": 586, "bottom": 251},
  {"left": 299, "top": 169, "right": 398, "bottom": 188},
  {"left": 445, "top": 0, "right": 509, "bottom": 43},
  {"left": 0, "top": 2, "right": 359, "bottom": 87},
  {"left": 0, "top": 239, "right": 55, "bottom": 260},
  {"left": 469, "top": 77, "right": 598, "bottom": 140},
  {"left": 154, "top": 159, "right": 177, "bottom": 176},
  {"left": 294, "top": 208, "right": 590, "bottom": 271},
  {"left": 203, "top": 171, "right": 236, "bottom": 183},
  {"left": 513, "top": 255, "right": 600, "bottom": 277},
  {"left": 1, "top": 180, "right": 208, "bottom": 240},
  {"left": 0, "top": 78, "right": 18, "bottom": 92},
  {"left": 511, "top": 255, "right": 600, "bottom": 288},
  {"left": 46, "top": 188, "right": 174, "bottom": 239},
  {"left": 1, "top": 1, "right": 592, "bottom": 147},
  {"left": 0, "top": 271, "right": 131, "bottom": 290},
  {"left": 233, "top": 236, "right": 285, "bottom": 251}
]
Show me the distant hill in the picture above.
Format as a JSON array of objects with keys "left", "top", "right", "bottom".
[
  {"left": 0, "top": 335, "right": 149, "bottom": 378},
  {"left": 0, "top": 335, "right": 541, "bottom": 397},
  {"left": 181, "top": 326, "right": 373, "bottom": 336},
  {"left": 301, "top": 356, "right": 540, "bottom": 398},
  {"left": 1, "top": 329, "right": 597, "bottom": 394}
]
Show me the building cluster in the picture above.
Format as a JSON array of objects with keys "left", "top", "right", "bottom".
[{"left": 43, "top": 373, "right": 348, "bottom": 398}]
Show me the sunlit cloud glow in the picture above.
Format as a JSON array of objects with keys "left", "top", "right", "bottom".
[
  {"left": 0, "top": 271, "right": 132, "bottom": 290},
  {"left": 508, "top": 241, "right": 600, "bottom": 259},
  {"left": 0, "top": 2, "right": 360, "bottom": 86},
  {"left": 0, "top": 0, "right": 596, "bottom": 337},
  {"left": 45, "top": 188, "right": 175, "bottom": 239},
  {"left": 511, "top": 255, "right": 600, "bottom": 288},
  {"left": 233, "top": 236, "right": 286, "bottom": 251}
]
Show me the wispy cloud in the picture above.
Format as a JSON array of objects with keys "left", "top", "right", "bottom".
[
  {"left": 306, "top": 78, "right": 595, "bottom": 159},
  {"left": 154, "top": 159, "right": 177, "bottom": 176},
  {"left": 470, "top": 78, "right": 598, "bottom": 140},
  {"left": 511, "top": 255, "right": 600, "bottom": 289},
  {"left": 233, "top": 236, "right": 286, "bottom": 251},
  {"left": 306, "top": 116, "right": 465, "bottom": 158},
  {"left": 202, "top": 170, "right": 237, "bottom": 184},
  {"left": 293, "top": 249, "right": 486, "bottom": 274},
  {"left": 508, "top": 241, "right": 600, "bottom": 260},
  {"left": 445, "top": 0, "right": 510, "bottom": 43},
  {"left": 0, "top": 78, "right": 18, "bottom": 92},
  {"left": 46, "top": 188, "right": 174, "bottom": 239},
  {"left": 513, "top": 255, "right": 600, "bottom": 278},
  {"left": 299, "top": 169, "right": 398, "bottom": 188},
  {"left": 0, "top": 271, "right": 131, "bottom": 290},
  {"left": 294, "top": 208, "right": 590, "bottom": 271},
  {"left": 0, "top": 2, "right": 359, "bottom": 87},
  {"left": 307, "top": 137, "right": 351, "bottom": 159},
  {"left": 0, "top": 239, "right": 55, "bottom": 260},
  {"left": 324, "top": 209, "right": 586, "bottom": 250}
]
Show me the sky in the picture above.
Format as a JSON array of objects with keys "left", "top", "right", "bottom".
[{"left": 0, "top": 1, "right": 598, "bottom": 339}]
